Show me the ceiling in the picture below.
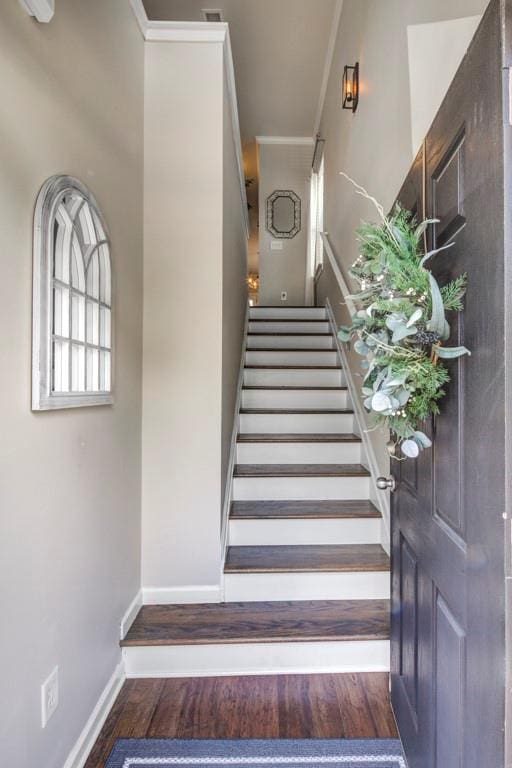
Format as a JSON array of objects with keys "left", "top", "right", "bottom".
[{"left": 142, "top": 0, "right": 339, "bottom": 141}]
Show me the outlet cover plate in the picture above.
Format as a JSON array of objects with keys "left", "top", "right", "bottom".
[
  {"left": 41, "top": 666, "right": 59, "bottom": 727},
  {"left": 271, "top": 241, "right": 283, "bottom": 251}
]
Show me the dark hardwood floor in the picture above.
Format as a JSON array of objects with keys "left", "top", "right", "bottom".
[{"left": 84, "top": 673, "right": 397, "bottom": 768}]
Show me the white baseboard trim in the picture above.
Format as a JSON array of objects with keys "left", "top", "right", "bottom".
[
  {"left": 62, "top": 660, "right": 125, "bottom": 768},
  {"left": 120, "top": 590, "right": 143, "bottom": 640},
  {"left": 123, "top": 640, "right": 390, "bottom": 679},
  {"left": 325, "top": 298, "right": 391, "bottom": 552},
  {"left": 142, "top": 585, "right": 222, "bottom": 605}
]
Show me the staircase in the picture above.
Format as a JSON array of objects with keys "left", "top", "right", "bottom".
[{"left": 122, "top": 305, "right": 390, "bottom": 677}]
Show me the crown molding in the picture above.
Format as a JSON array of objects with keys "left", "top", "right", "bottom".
[
  {"left": 129, "top": 0, "right": 148, "bottom": 37},
  {"left": 256, "top": 136, "right": 315, "bottom": 146},
  {"left": 313, "top": 0, "right": 344, "bottom": 136},
  {"left": 129, "top": 0, "right": 228, "bottom": 42}
]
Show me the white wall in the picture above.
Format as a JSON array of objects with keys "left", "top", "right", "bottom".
[
  {"left": 0, "top": 2, "right": 144, "bottom": 767},
  {"left": 316, "top": 0, "right": 489, "bottom": 482},
  {"left": 258, "top": 143, "right": 312, "bottom": 305},
  {"left": 142, "top": 39, "right": 247, "bottom": 596}
]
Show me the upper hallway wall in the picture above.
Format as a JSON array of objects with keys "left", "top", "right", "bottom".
[
  {"left": 258, "top": 142, "right": 312, "bottom": 306},
  {"left": 0, "top": 3, "right": 144, "bottom": 767}
]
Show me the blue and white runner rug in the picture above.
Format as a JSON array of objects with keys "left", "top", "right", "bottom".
[{"left": 106, "top": 739, "right": 406, "bottom": 768}]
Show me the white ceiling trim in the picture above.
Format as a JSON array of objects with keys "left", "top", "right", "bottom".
[
  {"left": 313, "top": 0, "right": 344, "bottom": 136},
  {"left": 128, "top": 0, "right": 249, "bottom": 238},
  {"left": 129, "top": 0, "right": 148, "bottom": 37},
  {"left": 256, "top": 136, "right": 315, "bottom": 146},
  {"left": 129, "top": 0, "right": 226, "bottom": 41}
]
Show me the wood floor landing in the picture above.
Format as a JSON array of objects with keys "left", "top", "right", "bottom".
[
  {"left": 230, "top": 500, "right": 380, "bottom": 519},
  {"left": 84, "top": 673, "right": 398, "bottom": 768},
  {"left": 224, "top": 544, "right": 390, "bottom": 573},
  {"left": 121, "top": 600, "right": 390, "bottom": 647}
]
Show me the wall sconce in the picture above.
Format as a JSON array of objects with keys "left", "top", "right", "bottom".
[
  {"left": 18, "top": 0, "right": 54, "bottom": 22},
  {"left": 342, "top": 62, "right": 359, "bottom": 113}
]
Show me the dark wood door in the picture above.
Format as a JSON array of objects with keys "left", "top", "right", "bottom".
[{"left": 391, "top": 2, "right": 508, "bottom": 766}]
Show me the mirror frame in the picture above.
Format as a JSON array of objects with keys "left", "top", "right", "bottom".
[{"left": 266, "top": 189, "right": 301, "bottom": 239}]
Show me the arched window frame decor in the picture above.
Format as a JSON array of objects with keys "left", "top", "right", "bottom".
[{"left": 32, "top": 175, "right": 113, "bottom": 410}]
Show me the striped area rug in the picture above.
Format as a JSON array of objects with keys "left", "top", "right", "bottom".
[{"left": 106, "top": 739, "right": 406, "bottom": 768}]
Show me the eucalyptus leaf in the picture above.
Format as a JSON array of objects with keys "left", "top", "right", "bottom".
[
  {"left": 432, "top": 344, "right": 471, "bottom": 359},
  {"left": 402, "top": 439, "right": 420, "bottom": 458},
  {"left": 420, "top": 241, "right": 454, "bottom": 267},
  {"left": 392, "top": 325, "right": 417, "bottom": 343},
  {"left": 372, "top": 392, "right": 392, "bottom": 412},
  {"left": 397, "top": 389, "right": 411, "bottom": 406},
  {"left": 407, "top": 308, "right": 423, "bottom": 327},
  {"left": 354, "top": 340, "right": 369, "bottom": 356},
  {"left": 414, "top": 431, "right": 432, "bottom": 448},
  {"left": 427, "top": 272, "right": 447, "bottom": 338}
]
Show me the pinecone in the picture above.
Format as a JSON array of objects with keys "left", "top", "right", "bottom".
[{"left": 414, "top": 330, "right": 440, "bottom": 345}]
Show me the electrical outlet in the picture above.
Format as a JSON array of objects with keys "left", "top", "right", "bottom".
[
  {"left": 281, "top": 291, "right": 287, "bottom": 302},
  {"left": 41, "top": 666, "right": 59, "bottom": 728}
]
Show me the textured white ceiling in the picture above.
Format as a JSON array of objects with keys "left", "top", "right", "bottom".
[{"left": 142, "top": 0, "right": 338, "bottom": 141}]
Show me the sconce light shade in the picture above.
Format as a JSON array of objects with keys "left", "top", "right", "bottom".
[
  {"left": 18, "top": 0, "right": 54, "bottom": 22},
  {"left": 342, "top": 62, "right": 359, "bottom": 113}
]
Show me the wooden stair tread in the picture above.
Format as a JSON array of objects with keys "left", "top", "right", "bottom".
[
  {"left": 247, "top": 348, "right": 335, "bottom": 353},
  {"left": 249, "top": 319, "right": 328, "bottom": 323},
  {"left": 242, "top": 386, "right": 346, "bottom": 391},
  {"left": 245, "top": 365, "right": 341, "bottom": 370},
  {"left": 247, "top": 332, "right": 333, "bottom": 337},
  {"left": 121, "top": 599, "right": 390, "bottom": 647},
  {"left": 234, "top": 464, "right": 370, "bottom": 478},
  {"left": 237, "top": 433, "right": 361, "bottom": 444},
  {"left": 230, "top": 500, "right": 380, "bottom": 520},
  {"left": 224, "top": 545, "right": 390, "bottom": 574},
  {"left": 240, "top": 408, "right": 353, "bottom": 415}
]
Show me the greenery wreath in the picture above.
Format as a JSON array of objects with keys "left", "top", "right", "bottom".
[{"left": 337, "top": 174, "right": 470, "bottom": 460}]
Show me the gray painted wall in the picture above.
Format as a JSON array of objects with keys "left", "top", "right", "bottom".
[
  {"left": 142, "top": 41, "right": 248, "bottom": 592},
  {"left": 258, "top": 143, "right": 311, "bottom": 305},
  {"left": 0, "top": 2, "right": 144, "bottom": 767},
  {"left": 317, "top": 0, "right": 489, "bottom": 481}
]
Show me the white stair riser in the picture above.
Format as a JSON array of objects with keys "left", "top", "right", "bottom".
[
  {"left": 249, "top": 307, "right": 326, "bottom": 320},
  {"left": 224, "top": 571, "right": 390, "bottom": 602},
  {"left": 239, "top": 413, "right": 354, "bottom": 434},
  {"left": 232, "top": 476, "right": 370, "bottom": 501},
  {"left": 236, "top": 442, "right": 362, "bottom": 464},
  {"left": 229, "top": 517, "right": 381, "bottom": 546},
  {"left": 241, "top": 389, "right": 348, "bottom": 409},
  {"left": 248, "top": 321, "right": 330, "bottom": 333},
  {"left": 244, "top": 369, "right": 345, "bottom": 387},
  {"left": 246, "top": 350, "right": 338, "bottom": 366},
  {"left": 247, "top": 335, "right": 334, "bottom": 350},
  {"left": 123, "top": 640, "right": 390, "bottom": 678}
]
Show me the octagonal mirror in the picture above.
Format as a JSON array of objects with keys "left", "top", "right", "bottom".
[{"left": 266, "top": 190, "right": 301, "bottom": 239}]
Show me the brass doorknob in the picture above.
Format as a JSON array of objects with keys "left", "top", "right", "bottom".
[{"left": 377, "top": 476, "right": 396, "bottom": 492}]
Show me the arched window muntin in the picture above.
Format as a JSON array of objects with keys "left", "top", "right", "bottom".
[{"left": 32, "top": 175, "right": 113, "bottom": 410}]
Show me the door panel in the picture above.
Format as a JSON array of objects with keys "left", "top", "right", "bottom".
[{"left": 391, "top": 3, "right": 506, "bottom": 767}]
